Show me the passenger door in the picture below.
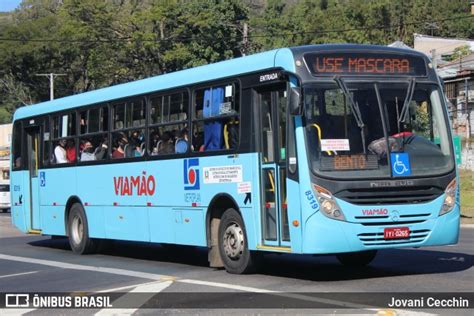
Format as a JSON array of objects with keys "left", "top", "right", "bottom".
[
  {"left": 25, "top": 127, "right": 41, "bottom": 231},
  {"left": 257, "top": 85, "right": 291, "bottom": 248}
]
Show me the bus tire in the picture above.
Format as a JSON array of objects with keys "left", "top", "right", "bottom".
[
  {"left": 336, "top": 250, "right": 377, "bottom": 267},
  {"left": 218, "top": 208, "right": 260, "bottom": 274},
  {"left": 67, "top": 203, "right": 97, "bottom": 254}
]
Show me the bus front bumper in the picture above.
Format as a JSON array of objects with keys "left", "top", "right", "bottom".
[{"left": 302, "top": 205, "right": 460, "bottom": 254}]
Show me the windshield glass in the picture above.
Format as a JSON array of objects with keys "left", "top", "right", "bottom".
[{"left": 304, "top": 81, "right": 454, "bottom": 179}]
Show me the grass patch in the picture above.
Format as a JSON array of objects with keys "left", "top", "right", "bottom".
[{"left": 459, "top": 169, "right": 474, "bottom": 224}]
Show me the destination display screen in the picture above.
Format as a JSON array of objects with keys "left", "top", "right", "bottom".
[
  {"left": 304, "top": 52, "right": 427, "bottom": 76},
  {"left": 319, "top": 154, "right": 379, "bottom": 171}
]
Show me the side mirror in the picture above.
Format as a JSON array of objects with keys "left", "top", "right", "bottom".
[{"left": 289, "top": 87, "right": 302, "bottom": 116}]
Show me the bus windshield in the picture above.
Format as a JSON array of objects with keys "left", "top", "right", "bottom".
[{"left": 304, "top": 81, "right": 454, "bottom": 179}]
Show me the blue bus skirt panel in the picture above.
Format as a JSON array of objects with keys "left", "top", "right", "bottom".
[{"left": 40, "top": 205, "right": 66, "bottom": 236}]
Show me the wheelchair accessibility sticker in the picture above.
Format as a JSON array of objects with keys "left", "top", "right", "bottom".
[
  {"left": 40, "top": 172, "right": 46, "bottom": 187},
  {"left": 391, "top": 153, "right": 411, "bottom": 177}
]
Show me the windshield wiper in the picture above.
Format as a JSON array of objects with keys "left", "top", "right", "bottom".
[
  {"left": 398, "top": 78, "right": 416, "bottom": 124},
  {"left": 334, "top": 76, "right": 367, "bottom": 154}
]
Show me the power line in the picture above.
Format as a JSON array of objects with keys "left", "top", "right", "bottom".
[{"left": 0, "top": 14, "right": 472, "bottom": 44}]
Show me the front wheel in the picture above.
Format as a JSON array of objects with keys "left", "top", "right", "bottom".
[
  {"left": 336, "top": 250, "right": 377, "bottom": 267},
  {"left": 67, "top": 203, "right": 98, "bottom": 254},
  {"left": 218, "top": 208, "right": 260, "bottom": 274}
]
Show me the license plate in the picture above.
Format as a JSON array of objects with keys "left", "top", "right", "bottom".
[{"left": 384, "top": 227, "right": 410, "bottom": 239}]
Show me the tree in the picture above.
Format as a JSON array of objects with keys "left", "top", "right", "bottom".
[
  {"left": 0, "top": 73, "right": 34, "bottom": 123},
  {"left": 1, "top": 0, "right": 473, "bottom": 122},
  {"left": 447, "top": 45, "right": 473, "bottom": 62}
]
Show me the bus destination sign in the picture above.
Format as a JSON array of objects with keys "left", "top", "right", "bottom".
[{"left": 304, "top": 52, "right": 427, "bottom": 76}]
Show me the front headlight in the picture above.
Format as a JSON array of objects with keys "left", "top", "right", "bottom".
[
  {"left": 313, "top": 184, "right": 346, "bottom": 221},
  {"left": 439, "top": 178, "right": 457, "bottom": 216}
]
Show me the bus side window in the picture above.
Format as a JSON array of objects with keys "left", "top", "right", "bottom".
[
  {"left": 114, "top": 103, "right": 125, "bottom": 130},
  {"left": 79, "top": 110, "right": 88, "bottom": 134},
  {"left": 78, "top": 105, "right": 109, "bottom": 162},
  {"left": 261, "top": 91, "right": 273, "bottom": 162},
  {"left": 193, "top": 83, "right": 239, "bottom": 152},
  {"left": 149, "top": 91, "right": 189, "bottom": 156},
  {"left": 112, "top": 99, "right": 146, "bottom": 159},
  {"left": 51, "top": 112, "right": 76, "bottom": 164},
  {"left": 12, "top": 122, "right": 22, "bottom": 169},
  {"left": 130, "top": 99, "right": 146, "bottom": 128},
  {"left": 42, "top": 117, "right": 51, "bottom": 167}
]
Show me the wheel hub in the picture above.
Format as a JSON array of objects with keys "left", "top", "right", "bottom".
[
  {"left": 71, "top": 215, "right": 83, "bottom": 245},
  {"left": 223, "top": 223, "right": 244, "bottom": 260}
]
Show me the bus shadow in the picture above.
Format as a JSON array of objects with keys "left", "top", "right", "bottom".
[
  {"left": 29, "top": 237, "right": 472, "bottom": 281},
  {"left": 29, "top": 237, "right": 210, "bottom": 268},
  {"left": 259, "top": 248, "right": 473, "bottom": 281}
]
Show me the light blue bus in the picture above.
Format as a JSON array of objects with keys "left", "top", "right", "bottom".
[{"left": 11, "top": 44, "right": 459, "bottom": 274}]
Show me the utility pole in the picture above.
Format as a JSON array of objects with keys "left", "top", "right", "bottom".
[
  {"left": 431, "top": 49, "right": 437, "bottom": 69},
  {"left": 36, "top": 73, "right": 66, "bottom": 100},
  {"left": 242, "top": 22, "right": 248, "bottom": 56},
  {"left": 466, "top": 77, "right": 471, "bottom": 138}
]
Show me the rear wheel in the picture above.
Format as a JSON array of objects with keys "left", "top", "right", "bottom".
[
  {"left": 67, "top": 203, "right": 97, "bottom": 254},
  {"left": 218, "top": 208, "right": 260, "bottom": 274},
  {"left": 336, "top": 250, "right": 377, "bottom": 267}
]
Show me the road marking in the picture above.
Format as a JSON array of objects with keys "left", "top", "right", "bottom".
[
  {"left": 0, "top": 271, "right": 38, "bottom": 279},
  {"left": 96, "top": 278, "right": 176, "bottom": 293},
  {"left": 178, "top": 278, "right": 274, "bottom": 293},
  {"left": 0, "top": 254, "right": 171, "bottom": 281},
  {"left": 178, "top": 279, "right": 433, "bottom": 314},
  {"left": 95, "top": 281, "right": 173, "bottom": 316},
  {"left": 0, "top": 309, "right": 36, "bottom": 316},
  {"left": 180, "top": 279, "right": 375, "bottom": 309},
  {"left": 0, "top": 254, "right": 434, "bottom": 315}
]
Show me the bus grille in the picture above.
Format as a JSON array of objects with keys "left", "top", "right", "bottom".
[
  {"left": 354, "top": 213, "right": 431, "bottom": 225},
  {"left": 358, "top": 229, "right": 430, "bottom": 246},
  {"left": 335, "top": 186, "right": 443, "bottom": 205}
]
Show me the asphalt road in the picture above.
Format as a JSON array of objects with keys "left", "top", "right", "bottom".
[{"left": 0, "top": 211, "right": 472, "bottom": 315}]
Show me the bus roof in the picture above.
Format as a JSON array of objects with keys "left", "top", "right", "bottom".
[
  {"left": 13, "top": 44, "right": 428, "bottom": 121},
  {"left": 13, "top": 47, "right": 295, "bottom": 121}
]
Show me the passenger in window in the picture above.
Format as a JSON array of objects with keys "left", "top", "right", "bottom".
[
  {"left": 95, "top": 137, "right": 108, "bottom": 160},
  {"left": 171, "top": 129, "right": 179, "bottom": 142},
  {"left": 80, "top": 141, "right": 96, "bottom": 161},
  {"left": 150, "top": 132, "right": 160, "bottom": 156},
  {"left": 176, "top": 128, "right": 192, "bottom": 153},
  {"left": 80, "top": 117, "right": 87, "bottom": 134},
  {"left": 54, "top": 139, "right": 68, "bottom": 164},
  {"left": 193, "top": 129, "right": 203, "bottom": 152},
  {"left": 130, "top": 130, "right": 145, "bottom": 157},
  {"left": 131, "top": 137, "right": 143, "bottom": 157},
  {"left": 112, "top": 133, "right": 128, "bottom": 159},
  {"left": 158, "top": 131, "right": 174, "bottom": 154},
  {"left": 66, "top": 139, "right": 76, "bottom": 163},
  {"left": 15, "top": 157, "right": 21, "bottom": 168}
]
